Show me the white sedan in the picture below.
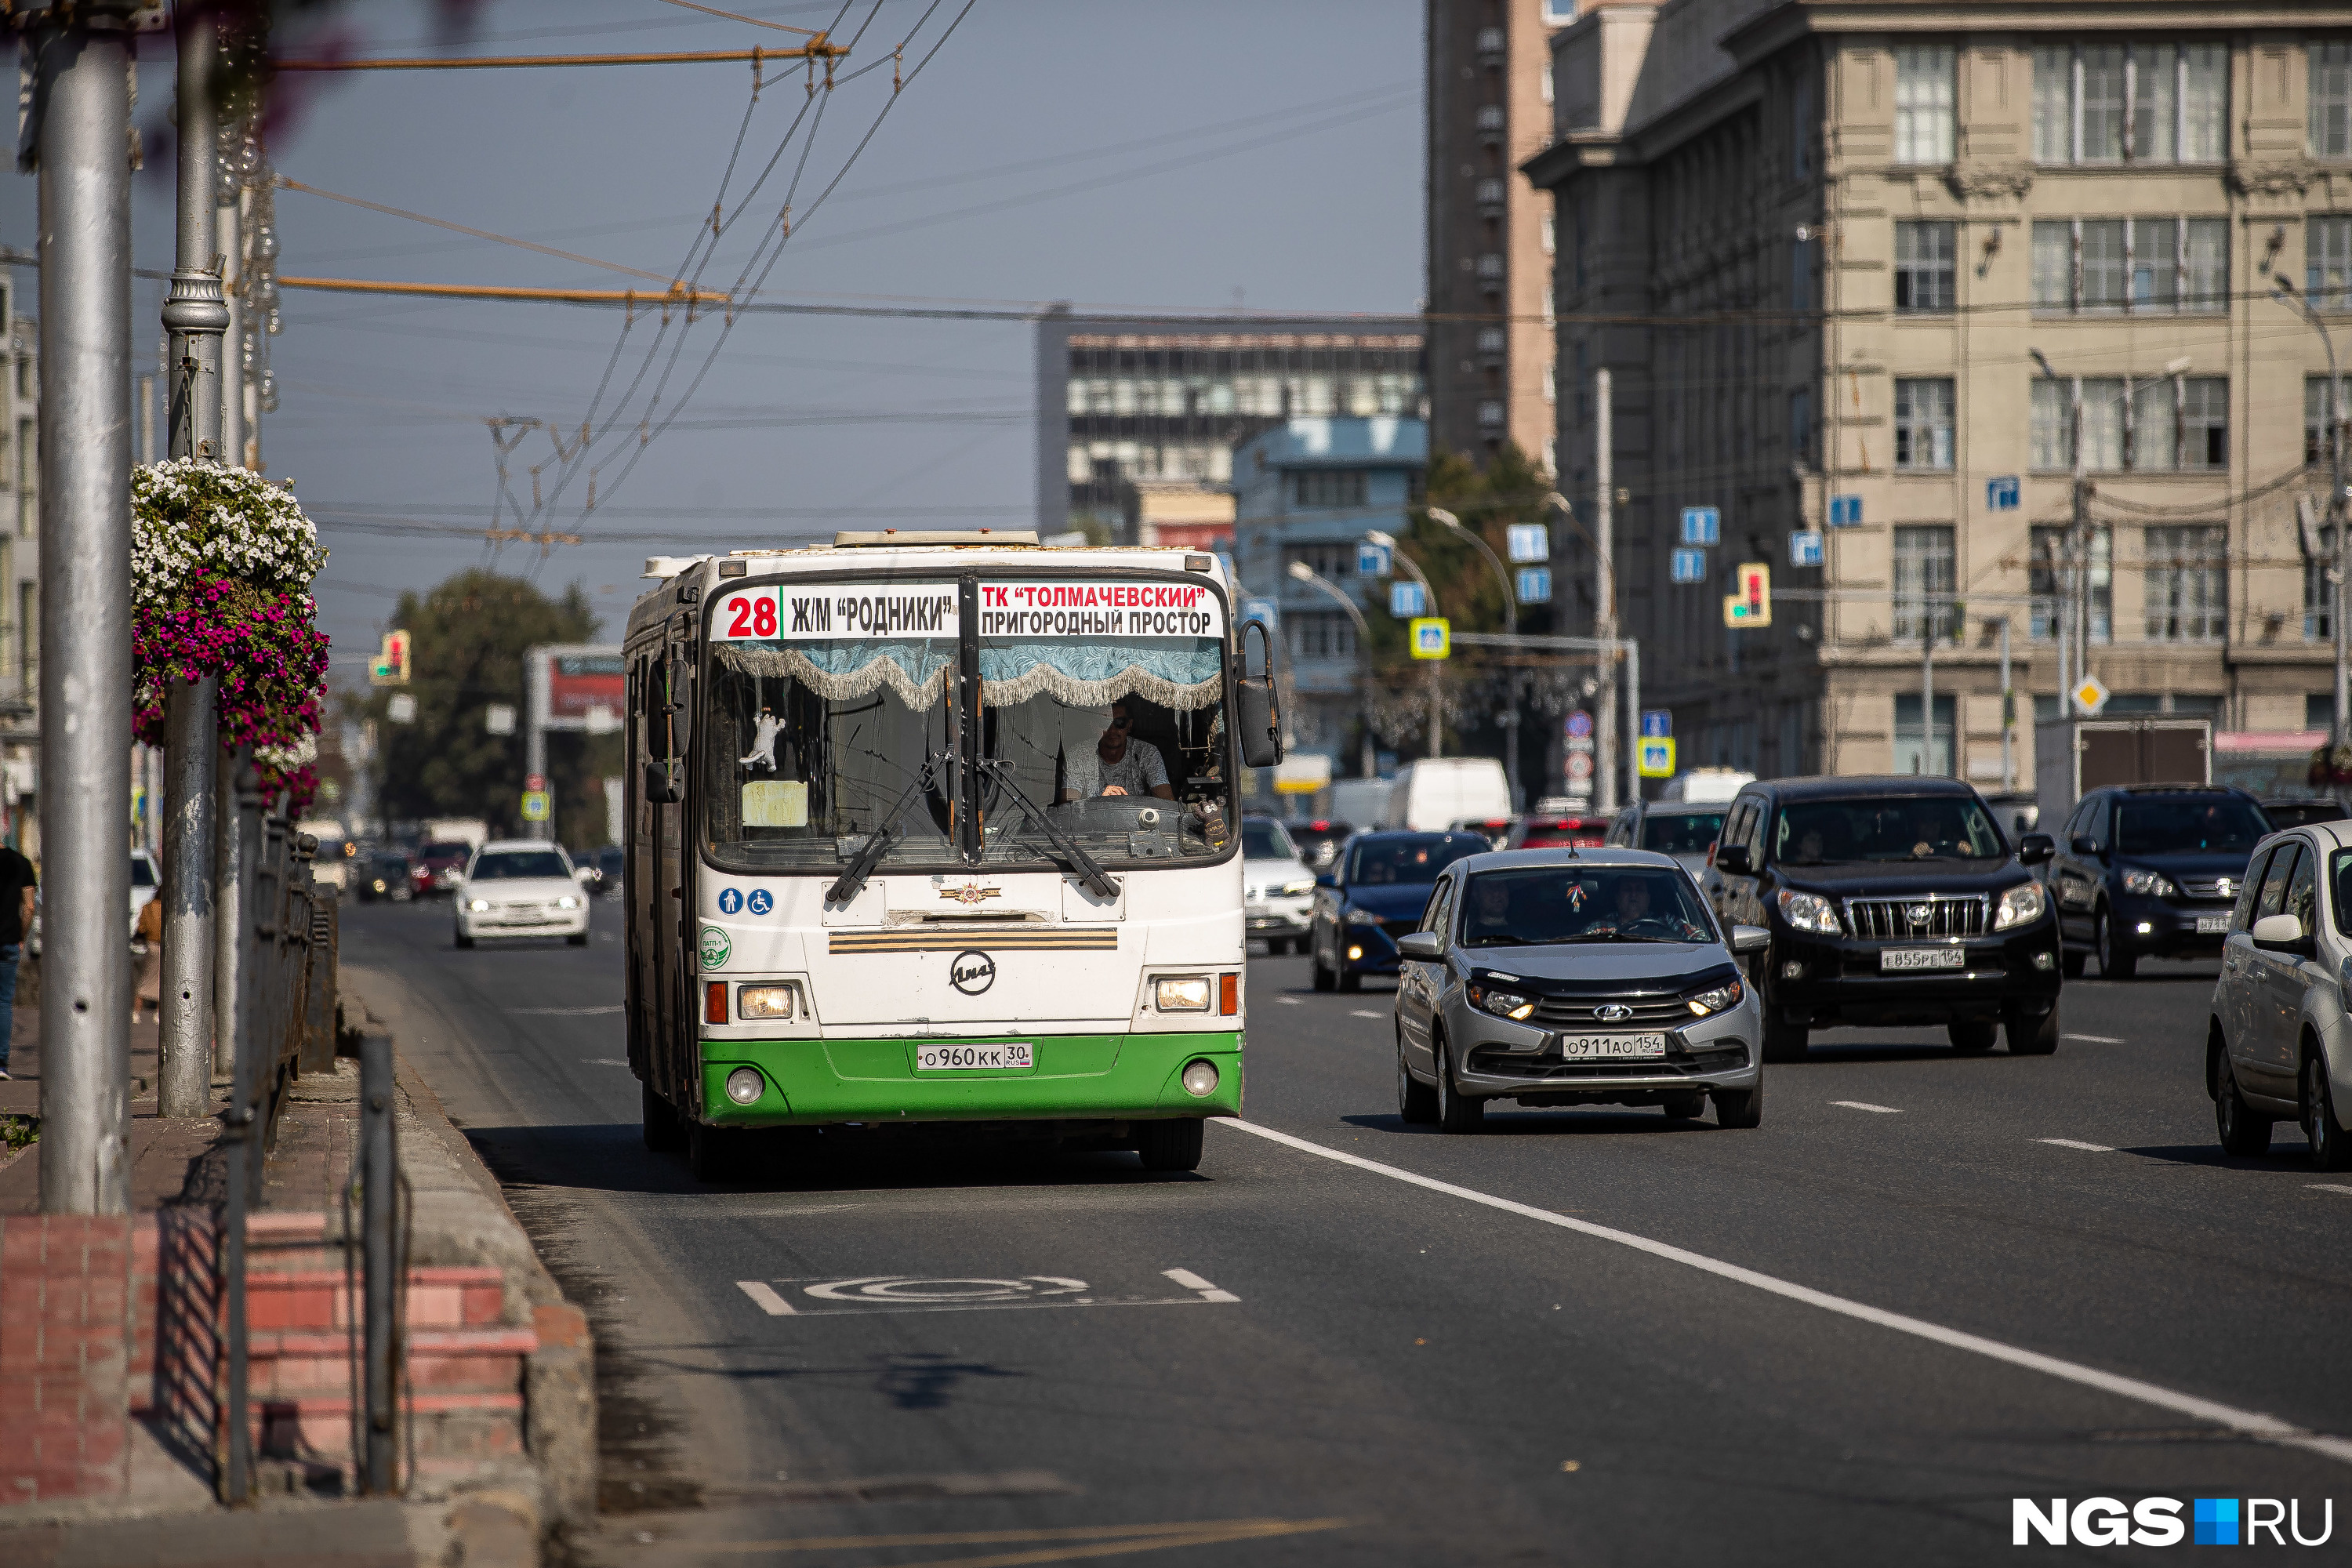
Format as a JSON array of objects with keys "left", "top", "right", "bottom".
[{"left": 453, "top": 840, "right": 591, "bottom": 949}]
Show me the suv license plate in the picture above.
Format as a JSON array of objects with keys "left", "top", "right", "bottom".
[
  {"left": 1555, "top": 1033, "right": 1668, "bottom": 1061},
  {"left": 916, "top": 1043, "right": 1033, "bottom": 1071},
  {"left": 2196, "top": 914, "right": 2230, "bottom": 935},
  {"left": 1881, "top": 947, "right": 1966, "bottom": 971}
]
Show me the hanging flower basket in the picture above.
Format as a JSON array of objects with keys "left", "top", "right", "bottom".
[
  {"left": 2312, "top": 742, "right": 2352, "bottom": 788},
  {"left": 130, "top": 460, "right": 329, "bottom": 808}
]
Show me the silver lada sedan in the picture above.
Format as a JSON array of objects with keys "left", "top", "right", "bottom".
[{"left": 1393, "top": 848, "right": 1769, "bottom": 1132}]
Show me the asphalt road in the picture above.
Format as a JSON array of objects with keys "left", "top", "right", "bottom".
[{"left": 342, "top": 896, "right": 2352, "bottom": 1566}]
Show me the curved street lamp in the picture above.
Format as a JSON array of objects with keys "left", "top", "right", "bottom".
[
  {"left": 1363, "top": 529, "right": 1445, "bottom": 758},
  {"left": 1423, "top": 506, "right": 1518, "bottom": 632},
  {"left": 1287, "top": 560, "right": 1376, "bottom": 779}
]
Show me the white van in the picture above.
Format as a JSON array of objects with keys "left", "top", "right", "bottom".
[
  {"left": 1661, "top": 768, "right": 1754, "bottom": 804},
  {"left": 1380, "top": 757, "right": 1512, "bottom": 832}
]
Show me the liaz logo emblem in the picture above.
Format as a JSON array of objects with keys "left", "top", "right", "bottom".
[
  {"left": 940, "top": 884, "right": 1003, "bottom": 907},
  {"left": 699, "top": 926, "right": 731, "bottom": 970},
  {"left": 949, "top": 949, "right": 996, "bottom": 996},
  {"left": 1594, "top": 1004, "right": 1632, "bottom": 1022}
]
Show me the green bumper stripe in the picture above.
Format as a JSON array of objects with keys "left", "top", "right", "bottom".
[{"left": 699, "top": 1031, "right": 1242, "bottom": 1127}]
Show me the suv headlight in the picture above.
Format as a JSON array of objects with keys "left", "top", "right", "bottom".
[
  {"left": 1686, "top": 976, "right": 1744, "bottom": 1016},
  {"left": 1345, "top": 906, "right": 1384, "bottom": 927},
  {"left": 1467, "top": 985, "right": 1535, "bottom": 1022},
  {"left": 1776, "top": 890, "right": 1842, "bottom": 935},
  {"left": 2120, "top": 868, "right": 2178, "bottom": 898},
  {"left": 1155, "top": 976, "right": 1213, "bottom": 1012},
  {"left": 1994, "top": 880, "right": 2048, "bottom": 930},
  {"left": 1281, "top": 877, "right": 1316, "bottom": 895},
  {"left": 466, "top": 898, "right": 490, "bottom": 913}
]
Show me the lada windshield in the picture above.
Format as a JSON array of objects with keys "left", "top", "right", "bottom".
[
  {"left": 1459, "top": 866, "right": 1716, "bottom": 946},
  {"left": 1773, "top": 797, "right": 2004, "bottom": 862},
  {"left": 2114, "top": 796, "right": 2268, "bottom": 855}
]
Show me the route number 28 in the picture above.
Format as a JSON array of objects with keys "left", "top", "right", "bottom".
[{"left": 720, "top": 589, "right": 779, "bottom": 640}]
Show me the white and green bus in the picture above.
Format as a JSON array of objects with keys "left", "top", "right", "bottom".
[{"left": 622, "top": 532, "right": 1282, "bottom": 1179}]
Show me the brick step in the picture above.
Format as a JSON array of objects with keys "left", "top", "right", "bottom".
[
  {"left": 245, "top": 1327, "right": 539, "bottom": 1400},
  {"left": 246, "top": 1390, "right": 528, "bottom": 1472},
  {"left": 244, "top": 1265, "right": 507, "bottom": 1331}
]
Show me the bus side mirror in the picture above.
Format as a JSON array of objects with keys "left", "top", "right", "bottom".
[
  {"left": 644, "top": 761, "right": 681, "bottom": 804},
  {"left": 1235, "top": 620, "right": 1283, "bottom": 769}
]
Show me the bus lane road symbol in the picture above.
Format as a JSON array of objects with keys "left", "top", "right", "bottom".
[
  {"left": 717, "top": 887, "right": 743, "bottom": 915},
  {"left": 699, "top": 926, "right": 731, "bottom": 969},
  {"left": 746, "top": 888, "right": 773, "bottom": 916},
  {"left": 810, "top": 1276, "right": 1086, "bottom": 1305},
  {"left": 950, "top": 949, "right": 995, "bottom": 995},
  {"left": 734, "top": 1268, "right": 1242, "bottom": 1316}
]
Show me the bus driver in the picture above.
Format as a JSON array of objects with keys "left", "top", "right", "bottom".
[{"left": 1095, "top": 700, "right": 1175, "bottom": 800}]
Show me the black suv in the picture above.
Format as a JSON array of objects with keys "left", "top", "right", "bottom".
[
  {"left": 1706, "top": 776, "right": 2061, "bottom": 1058},
  {"left": 2045, "top": 785, "right": 2270, "bottom": 978}
]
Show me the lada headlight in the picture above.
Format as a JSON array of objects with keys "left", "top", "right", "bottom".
[
  {"left": 1686, "top": 976, "right": 1745, "bottom": 1016},
  {"left": 2120, "top": 868, "right": 2177, "bottom": 898},
  {"left": 1467, "top": 985, "right": 1535, "bottom": 1022},
  {"left": 1776, "top": 890, "right": 1842, "bottom": 935},
  {"left": 1994, "top": 880, "right": 2049, "bottom": 930}
]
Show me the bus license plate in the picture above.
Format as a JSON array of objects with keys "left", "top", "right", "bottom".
[
  {"left": 2196, "top": 914, "right": 2230, "bottom": 935},
  {"left": 916, "top": 1043, "right": 1033, "bottom": 1072},
  {"left": 1881, "top": 947, "right": 1966, "bottom": 971},
  {"left": 1555, "top": 1033, "right": 1667, "bottom": 1061}
]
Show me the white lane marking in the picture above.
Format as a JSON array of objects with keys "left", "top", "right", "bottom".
[
  {"left": 1218, "top": 1119, "right": 2352, "bottom": 1467},
  {"left": 2066, "top": 1033, "right": 2127, "bottom": 1044},
  {"left": 585, "top": 1058, "right": 629, "bottom": 1067},
  {"left": 736, "top": 1280, "right": 795, "bottom": 1316},
  {"left": 510, "top": 1004, "right": 623, "bottom": 1015},
  {"left": 1163, "top": 1268, "right": 1241, "bottom": 1304},
  {"left": 2309, "top": 1185, "right": 2352, "bottom": 1196},
  {"left": 2038, "top": 1138, "right": 2115, "bottom": 1152},
  {"left": 1831, "top": 1101, "right": 1902, "bottom": 1113},
  {"left": 1350, "top": 1010, "right": 1384, "bottom": 1020},
  {"left": 1278, "top": 997, "right": 1302, "bottom": 1006}
]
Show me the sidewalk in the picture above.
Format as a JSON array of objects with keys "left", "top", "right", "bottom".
[{"left": 0, "top": 964, "right": 590, "bottom": 1566}]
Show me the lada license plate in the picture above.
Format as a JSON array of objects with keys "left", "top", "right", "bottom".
[
  {"left": 2196, "top": 914, "right": 2230, "bottom": 935},
  {"left": 1881, "top": 947, "right": 1966, "bottom": 971},
  {"left": 916, "top": 1043, "right": 1033, "bottom": 1071},
  {"left": 1555, "top": 1033, "right": 1667, "bottom": 1061}
]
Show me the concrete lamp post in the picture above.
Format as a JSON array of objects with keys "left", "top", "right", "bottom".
[{"left": 2271, "top": 274, "right": 2350, "bottom": 753}]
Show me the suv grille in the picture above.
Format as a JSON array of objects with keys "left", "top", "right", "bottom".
[
  {"left": 2176, "top": 877, "right": 2238, "bottom": 901},
  {"left": 1844, "top": 895, "right": 1987, "bottom": 941},
  {"left": 1529, "top": 995, "right": 1692, "bottom": 1029}
]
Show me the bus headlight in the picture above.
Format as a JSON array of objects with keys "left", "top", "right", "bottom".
[
  {"left": 1155, "top": 976, "right": 1213, "bottom": 1012},
  {"left": 1180, "top": 1059, "right": 1219, "bottom": 1097},
  {"left": 738, "top": 984, "right": 797, "bottom": 1021},
  {"left": 724, "top": 1067, "right": 765, "bottom": 1105}
]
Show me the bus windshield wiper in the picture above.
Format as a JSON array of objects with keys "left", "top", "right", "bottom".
[
  {"left": 826, "top": 760, "right": 939, "bottom": 906},
  {"left": 977, "top": 760, "right": 1120, "bottom": 900}
]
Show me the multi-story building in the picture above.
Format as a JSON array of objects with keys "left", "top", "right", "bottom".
[
  {"left": 1428, "top": 0, "right": 1573, "bottom": 467},
  {"left": 1232, "top": 416, "right": 1430, "bottom": 772},
  {"left": 1529, "top": 0, "right": 2350, "bottom": 795},
  {"left": 1035, "top": 307, "right": 1426, "bottom": 543}
]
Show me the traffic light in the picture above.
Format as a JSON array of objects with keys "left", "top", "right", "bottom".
[
  {"left": 1722, "top": 563, "right": 1770, "bottom": 628},
  {"left": 370, "top": 630, "right": 412, "bottom": 686}
]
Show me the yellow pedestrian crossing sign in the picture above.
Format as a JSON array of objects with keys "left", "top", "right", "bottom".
[
  {"left": 1638, "top": 737, "right": 1676, "bottom": 779},
  {"left": 1410, "top": 617, "right": 1451, "bottom": 660}
]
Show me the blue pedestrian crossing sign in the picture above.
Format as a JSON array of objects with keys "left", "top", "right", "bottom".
[
  {"left": 1515, "top": 566, "right": 1552, "bottom": 604},
  {"left": 1409, "top": 617, "right": 1450, "bottom": 660},
  {"left": 1506, "top": 523, "right": 1550, "bottom": 563},
  {"left": 1828, "top": 494, "right": 1864, "bottom": 528},
  {"left": 1357, "top": 541, "right": 1392, "bottom": 578},
  {"left": 1788, "top": 530, "right": 1824, "bottom": 568},
  {"left": 1637, "top": 737, "right": 1677, "bottom": 779},
  {"left": 1389, "top": 580, "right": 1426, "bottom": 618},
  {"left": 1670, "top": 548, "right": 1707, "bottom": 584},
  {"left": 1986, "top": 475, "right": 2020, "bottom": 510},
  {"left": 1640, "top": 710, "right": 1671, "bottom": 739},
  {"left": 1679, "top": 506, "right": 1720, "bottom": 546}
]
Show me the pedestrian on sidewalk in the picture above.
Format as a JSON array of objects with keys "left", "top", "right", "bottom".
[
  {"left": 0, "top": 835, "right": 31, "bottom": 1080},
  {"left": 133, "top": 891, "right": 163, "bottom": 1018}
]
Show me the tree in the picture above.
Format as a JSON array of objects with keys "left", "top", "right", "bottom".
[{"left": 365, "top": 570, "right": 621, "bottom": 845}]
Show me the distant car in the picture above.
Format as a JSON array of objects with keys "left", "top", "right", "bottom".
[
  {"left": 1505, "top": 813, "right": 1611, "bottom": 851},
  {"left": 2047, "top": 786, "right": 2271, "bottom": 978},
  {"left": 1708, "top": 775, "right": 2061, "bottom": 1058},
  {"left": 412, "top": 840, "right": 474, "bottom": 898},
  {"left": 595, "top": 845, "right": 625, "bottom": 897},
  {"left": 1241, "top": 816, "right": 1316, "bottom": 954},
  {"left": 1308, "top": 829, "right": 1486, "bottom": 992},
  {"left": 2206, "top": 820, "right": 2351, "bottom": 1167},
  {"left": 453, "top": 840, "right": 590, "bottom": 948},
  {"left": 1392, "top": 848, "right": 1768, "bottom": 1131},
  {"left": 2259, "top": 797, "right": 2348, "bottom": 830},
  {"left": 1451, "top": 816, "right": 1516, "bottom": 850},
  {"left": 1605, "top": 800, "right": 1732, "bottom": 880},
  {"left": 1287, "top": 819, "right": 1352, "bottom": 871},
  {"left": 31, "top": 852, "right": 158, "bottom": 957},
  {"left": 358, "top": 852, "right": 413, "bottom": 903}
]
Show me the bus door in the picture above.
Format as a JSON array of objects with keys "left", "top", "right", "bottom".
[{"left": 647, "top": 633, "right": 695, "bottom": 1106}]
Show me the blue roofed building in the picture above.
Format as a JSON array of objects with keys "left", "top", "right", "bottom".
[{"left": 1232, "top": 416, "right": 1428, "bottom": 784}]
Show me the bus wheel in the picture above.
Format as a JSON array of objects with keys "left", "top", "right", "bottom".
[
  {"left": 1136, "top": 1118, "right": 1205, "bottom": 1173},
  {"left": 688, "top": 1121, "right": 738, "bottom": 1182},
  {"left": 642, "top": 1083, "right": 685, "bottom": 1152}
]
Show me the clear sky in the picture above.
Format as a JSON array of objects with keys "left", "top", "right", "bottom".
[{"left": 2, "top": 0, "right": 1422, "bottom": 678}]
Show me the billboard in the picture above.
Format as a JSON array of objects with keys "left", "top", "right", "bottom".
[{"left": 530, "top": 644, "right": 626, "bottom": 734}]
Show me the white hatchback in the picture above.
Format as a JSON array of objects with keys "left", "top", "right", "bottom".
[
  {"left": 453, "top": 840, "right": 591, "bottom": 949},
  {"left": 2208, "top": 820, "right": 2352, "bottom": 1167}
]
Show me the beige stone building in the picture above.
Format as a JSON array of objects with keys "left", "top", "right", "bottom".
[
  {"left": 1527, "top": 0, "right": 2350, "bottom": 799},
  {"left": 1428, "top": 0, "right": 1573, "bottom": 468}
]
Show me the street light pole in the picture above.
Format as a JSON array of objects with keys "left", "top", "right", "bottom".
[
  {"left": 1367, "top": 529, "right": 1445, "bottom": 759},
  {"left": 2274, "top": 277, "right": 2350, "bottom": 752},
  {"left": 1594, "top": 368, "right": 1618, "bottom": 812},
  {"left": 1424, "top": 506, "right": 1523, "bottom": 804},
  {"left": 30, "top": 0, "right": 137, "bottom": 1214},
  {"left": 158, "top": 9, "right": 230, "bottom": 1120},
  {"left": 1287, "top": 561, "right": 1376, "bottom": 779}
]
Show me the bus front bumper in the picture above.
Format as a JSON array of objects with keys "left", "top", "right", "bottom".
[{"left": 696, "top": 1030, "right": 1243, "bottom": 1127}]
